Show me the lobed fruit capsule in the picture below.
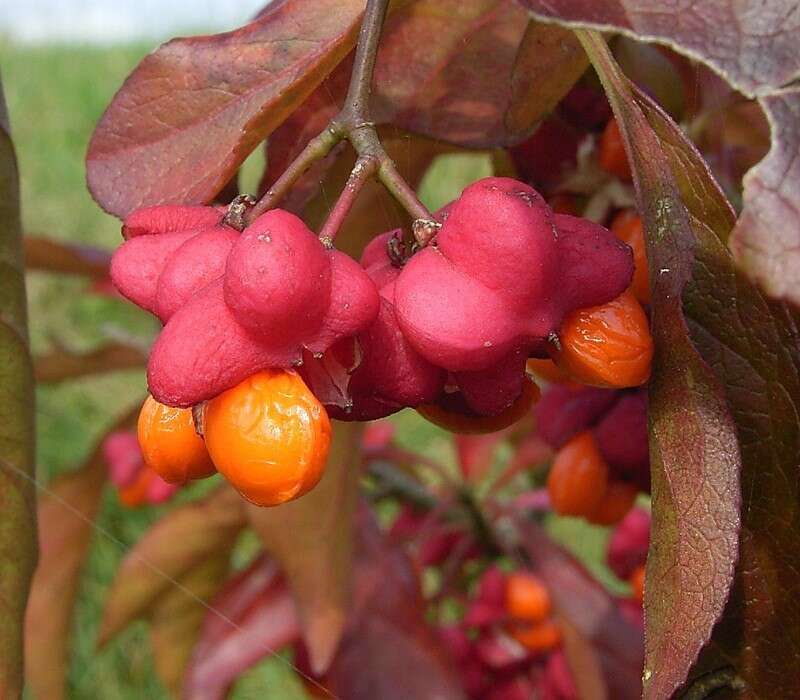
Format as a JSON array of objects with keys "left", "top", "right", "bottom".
[
  {"left": 611, "top": 210, "right": 650, "bottom": 303},
  {"left": 394, "top": 178, "right": 633, "bottom": 414},
  {"left": 505, "top": 572, "right": 551, "bottom": 623},
  {"left": 417, "top": 374, "right": 539, "bottom": 434},
  {"left": 551, "top": 291, "right": 653, "bottom": 388},
  {"left": 115, "top": 205, "right": 379, "bottom": 408},
  {"left": 203, "top": 370, "right": 331, "bottom": 506},
  {"left": 547, "top": 431, "right": 609, "bottom": 517},
  {"left": 137, "top": 395, "right": 216, "bottom": 484},
  {"left": 395, "top": 177, "right": 561, "bottom": 372},
  {"left": 223, "top": 209, "right": 331, "bottom": 342},
  {"left": 598, "top": 118, "right": 632, "bottom": 180},
  {"left": 337, "top": 233, "right": 446, "bottom": 420}
]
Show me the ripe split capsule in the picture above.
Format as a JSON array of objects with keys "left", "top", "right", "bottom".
[
  {"left": 551, "top": 291, "right": 653, "bottom": 388},
  {"left": 203, "top": 370, "right": 331, "bottom": 506},
  {"left": 138, "top": 395, "right": 216, "bottom": 484}
]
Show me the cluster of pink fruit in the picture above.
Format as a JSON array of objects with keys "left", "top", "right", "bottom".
[
  {"left": 110, "top": 176, "right": 635, "bottom": 425},
  {"left": 438, "top": 567, "right": 576, "bottom": 700}
]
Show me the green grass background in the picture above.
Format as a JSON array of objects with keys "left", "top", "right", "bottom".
[{"left": 1, "top": 40, "right": 624, "bottom": 699}]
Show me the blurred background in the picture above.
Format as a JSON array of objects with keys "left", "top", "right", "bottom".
[
  {"left": 2, "top": 2, "right": 631, "bottom": 697},
  {"left": 2, "top": 3, "right": 304, "bottom": 697}
]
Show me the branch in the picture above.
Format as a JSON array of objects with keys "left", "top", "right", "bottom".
[
  {"left": 318, "top": 155, "right": 378, "bottom": 245},
  {"left": 245, "top": 127, "right": 342, "bottom": 224},
  {"left": 245, "top": 0, "right": 436, "bottom": 239}
]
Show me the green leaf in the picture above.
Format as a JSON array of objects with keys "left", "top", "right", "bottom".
[
  {"left": 25, "top": 406, "right": 139, "bottom": 700},
  {"left": 0, "top": 73, "right": 37, "bottom": 699},
  {"left": 247, "top": 421, "right": 362, "bottom": 675},
  {"left": 578, "top": 31, "right": 742, "bottom": 700}
]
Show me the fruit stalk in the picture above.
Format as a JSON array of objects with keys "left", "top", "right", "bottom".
[{"left": 246, "top": 0, "right": 434, "bottom": 234}]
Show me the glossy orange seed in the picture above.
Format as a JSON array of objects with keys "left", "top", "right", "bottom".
[
  {"left": 138, "top": 395, "right": 216, "bottom": 484},
  {"left": 204, "top": 370, "right": 331, "bottom": 507},
  {"left": 599, "top": 117, "right": 632, "bottom": 181},
  {"left": 552, "top": 291, "right": 653, "bottom": 389},
  {"left": 506, "top": 572, "right": 551, "bottom": 623},
  {"left": 509, "top": 619, "right": 562, "bottom": 652},
  {"left": 611, "top": 210, "right": 650, "bottom": 304},
  {"left": 547, "top": 431, "right": 609, "bottom": 517}
]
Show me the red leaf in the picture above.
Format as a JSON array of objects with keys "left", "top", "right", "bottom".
[
  {"left": 579, "top": 33, "right": 743, "bottom": 699},
  {"left": 183, "top": 556, "right": 301, "bottom": 700},
  {"left": 322, "top": 508, "right": 465, "bottom": 700},
  {"left": 628, "top": 64, "right": 800, "bottom": 700},
  {"left": 24, "top": 236, "right": 111, "bottom": 278},
  {"left": 370, "top": 0, "right": 587, "bottom": 147},
  {"left": 86, "top": 0, "right": 365, "bottom": 217},
  {"left": 518, "top": 0, "right": 799, "bottom": 95},
  {"left": 730, "top": 91, "right": 800, "bottom": 304},
  {"left": 517, "top": 0, "right": 800, "bottom": 307},
  {"left": 247, "top": 422, "right": 362, "bottom": 675},
  {"left": 35, "top": 341, "right": 147, "bottom": 384},
  {"left": 264, "top": 0, "right": 588, "bottom": 186}
]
